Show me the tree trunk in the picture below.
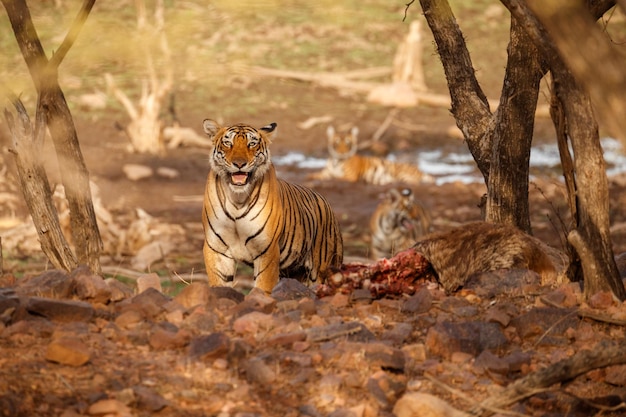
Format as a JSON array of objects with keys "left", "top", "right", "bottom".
[
  {"left": 485, "top": 17, "right": 543, "bottom": 232},
  {"left": 2, "top": 0, "right": 102, "bottom": 273},
  {"left": 551, "top": 67, "right": 626, "bottom": 300},
  {"left": 419, "top": 0, "right": 542, "bottom": 232}
]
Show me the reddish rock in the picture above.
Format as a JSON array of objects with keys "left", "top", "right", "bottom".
[
  {"left": 271, "top": 278, "right": 317, "bottom": 301},
  {"left": 510, "top": 307, "right": 579, "bottom": 344},
  {"left": 425, "top": 321, "right": 508, "bottom": 359},
  {"left": 15, "top": 270, "right": 73, "bottom": 298},
  {"left": 401, "top": 287, "right": 433, "bottom": 314},
  {"left": 149, "top": 327, "right": 190, "bottom": 350},
  {"left": 136, "top": 272, "right": 162, "bottom": 294},
  {"left": 605, "top": 364, "right": 626, "bottom": 386},
  {"left": 45, "top": 337, "right": 91, "bottom": 366},
  {"left": 243, "top": 357, "right": 277, "bottom": 385},
  {"left": 188, "top": 332, "right": 231, "bottom": 360},
  {"left": 71, "top": 267, "right": 111, "bottom": 304},
  {"left": 26, "top": 297, "right": 94, "bottom": 323},
  {"left": 174, "top": 282, "right": 213, "bottom": 309}
]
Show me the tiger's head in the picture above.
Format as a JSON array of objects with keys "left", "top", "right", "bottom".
[
  {"left": 386, "top": 187, "right": 426, "bottom": 233},
  {"left": 327, "top": 125, "right": 358, "bottom": 161},
  {"left": 203, "top": 120, "right": 276, "bottom": 193}
]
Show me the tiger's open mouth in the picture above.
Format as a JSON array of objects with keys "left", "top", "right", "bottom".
[
  {"left": 401, "top": 218, "right": 415, "bottom": 230},
  {"left": 230, "top": 172, "right": 249, "bottom": 186}
]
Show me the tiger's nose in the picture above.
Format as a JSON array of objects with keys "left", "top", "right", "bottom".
[{"left": 233, "top": 159, "right": 247, "bottom": 169}]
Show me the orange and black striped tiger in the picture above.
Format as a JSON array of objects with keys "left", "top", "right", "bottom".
[
  {"left": 310, "top": 125, "right": 433, "bottom": 185},
  {"left": 369, "top": 187, "right": 431, "bottom": 259},
  {"left": 201, "top": 120, "right": 343, "bottom": 293}
]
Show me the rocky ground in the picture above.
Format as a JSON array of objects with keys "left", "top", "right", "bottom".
[{"left": 2, "top": 246, "right": 626, "bottom": 417}]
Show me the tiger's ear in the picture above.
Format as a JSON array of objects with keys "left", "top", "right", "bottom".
[
  {"left": 260, "top": 122, "right": 277, "bottom": 141},
  {"left": 388, "top": 188, "right": 402, "bottom": 203},
  {"left": 202, "top": 119, "right": 221, "bottom": 138},
  {"left": 350, "top": 126, "right": 359, "bottom": 138}
]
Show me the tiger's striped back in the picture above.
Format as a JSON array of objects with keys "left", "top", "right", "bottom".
[
  {"left": 370, "top": 187, "right": 431, "bottom": 259},
  {"left": 201, "top": 120, "right": 343, "bottom": 293},
  {"left": 310, "top": 125, "right": 433, "bottom": 185}
]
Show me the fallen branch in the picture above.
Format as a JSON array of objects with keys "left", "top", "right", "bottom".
[{"left": 473, "top": 340, "right": 626, "bottom": 415}]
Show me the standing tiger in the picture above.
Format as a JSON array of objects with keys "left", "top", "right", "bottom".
[
  {"left": 201, "top": 119, "right": 343, "bottom": 293},
  {"left": 310, "top": 125, "right": 433, "bottom": 185},
  {"left": 370, "top": 187, "right": 431, "bottom": 259}
]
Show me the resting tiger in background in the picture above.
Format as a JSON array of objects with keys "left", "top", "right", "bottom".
[
  {"left": 201, "top": 120, "right": 343, "bottom": 293},
  {"left": 310, "top": 125, "right": 433, "bottom": 185},
  {"left": 369, "top": 187, "right": 431, "bottom": 259}
]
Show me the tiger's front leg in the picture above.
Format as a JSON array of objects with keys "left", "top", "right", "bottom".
[
  {"left": 253, "top": 243, "right": 281, "bottom": 293},
  {"left": 203, "top": 241, "right": 237, "bottom": 287}
]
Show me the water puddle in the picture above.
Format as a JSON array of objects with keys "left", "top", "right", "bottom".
[{"left": 274, "top": 137, "right": 626, "bottom": 185}]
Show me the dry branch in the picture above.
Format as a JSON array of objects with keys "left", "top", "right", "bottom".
[
  {"left": 3, "top": 99, "right": 77, "bottom": 271},
  {"left": 474, "top": 340, "right": 626, "bottom": 415}
]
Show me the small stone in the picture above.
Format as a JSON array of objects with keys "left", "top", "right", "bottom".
[
  {"left": 174, "top": 282, "right": 213, "bottom": 309},
  {"left": 425, "top": 321, "right": 508, "bottom": 359},
  {"left": 45, "top": 337, "right": 91, "bottom": 366},
  {"left": 133, "top": 385, "right": 169, "bottom": 412},
  {"left": 271, "top": 278, "right": 316, "bottom": 301},
  {"left": 473, "top": 350, "right": 509, "bottom": 374},
  {"left": 208, "top": 286, "right": 245, "bottom": 303},
  {"left": 188, "top": 332, "right": 230, "bottom": 360},
  {"left": 243, "top": 357, "right": 276, "bottom": 385},
  {"left": 87, "top": 398, "right": 131, "bottom": 416},
  {"left": 114, "top": 309, "right": 144, "bottom": 329},
  {"left": 136, "top": 273, "right": 162, "bottom": 294},
  {"left": 605, "top": 364, "right": 626, "bottom": 386},
  {"left": 149, "top": 328, "right": 190, "bottom": 350},
  {"left": 401, "top": 288, "right": 432, "bottom": 314},
  {"left": 71, "top": 267, "right": 111, "bottom": 304},
  {"left": 588, "top": 291, "right": 615, "bottom": 310},
  {"left": 104, "top": 278, "right": 134, "bottom": 302},
  {"left": 123, "top": 164, "right": 153, "bottom": 181},
  {"left": 156, "top": 166, "right": 179, "bottom": 179}
]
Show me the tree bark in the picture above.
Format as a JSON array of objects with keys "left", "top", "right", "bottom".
[
  {"left": 4, "top": 98, "right": 78, "bottom": 271},
  {"left": 485, "top": 17, "right": 543, "bottom": 232},
  {"left": 2, "top": 0, "right": 102, "bottom": 273},
  {"left": 419, "top": 0, "right": 543, "bottom": 233},
  {"left": 527, "top": 0, "right": 626, "bottom": 143},
  {"left": 502, "top": 0, "right": 625, "bottom": 300}
]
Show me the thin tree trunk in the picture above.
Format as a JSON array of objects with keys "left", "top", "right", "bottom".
[
  {"left": 2, "top": 0, "right": 102, "bottom": 273},
  {"left": 485, "top": 17, "right": 543, "bottom": 233}
]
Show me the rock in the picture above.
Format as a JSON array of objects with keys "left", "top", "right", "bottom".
[
  {"left": 232, "top": 311, "right": 275, "bottom": 335},
  {"left": 114, "top": 309, "right": 144, "bottom": 329},
  {"left": 425, "top": 321, "right": 508, "bottom": 359},
  {"left": 271, "top": 278, "right": 316, "bottom": 301},
  {"left": 136, "top": 273, "right": 162, "bottom": 294},
  {"left": 156, "top": 166, "right": 179, "bottom": 179},
  {"left": 127, "top": 287, "right": 171, "bottom": 318},
  {"left": 306, "top": 321, "right": 371, "bottom": 343},
  {"left": 149, "top": 327, "right": 190, "bottom": 350},
  {"left": 174, "top": 282, "right": 213, "bottom": 308},
  {"left": 382, "top": 322, "right": 413, "bottom": 345},
  {"left": 26, "top": 297, "right": 94, "bottom": 322},
  {"left": 188, "top": 332, "right": 231, "bottom": 360},
  {"left": 243, "top": 357, "right": 277, "bottom": 385},
  {"left": 71, "top": 267, "right": 112, "bottom": 304},
  {"left": 104, "top": 278, "right": 134, "bottom": 302},
  {"left": 439, "top": 297, "right": 478, "bottom": 318},
  {"left": 360, "top": 342, "right": 405, "bottom": 372},
  {"left": 393, "top": 392, "right": 469, "bottom": 417},
  {"left": 245, "top": 287, "right": 277, "bottom": 312},
  {"left": 133, "top": 385, "right": 169, "bottom": 412},
  {"left": 605, "top": 364, "right": 626, "bottom": 386},
  {"left": 0, "top": 290, "right": 19, "bottom": 324},
  {"left": 122, "top": 163, "right": 153, "bottom": 181},
  {"left": 131, "top": 240, "right": 174, "bottom": 271},
  {"left": 15, "top": 270, "right": 73, "bottom": 298},
  {"left": 510, "top": 307, "right": 579, "bottom": 344},
  {"left": 87, "top": 398, "right": 132, "bottom": 416},
  {"left": 473, "top": 350, "right": 509, "bottom": 374},
  {"left": 366, "top": 370, "right": 406, "bottom": 409},
  {"left": 588, "top": 291, "right": 616, "bottom": 309},
  {"left": 208, "top": 286, "right": 245, "bottom": 303},
  {"left": 401, "top": 287, "right": 433, "bottom": 314},
  {"left": 45, "top": 337, "right": 91, "bottom": 366}
]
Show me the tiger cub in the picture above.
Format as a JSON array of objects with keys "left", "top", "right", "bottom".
[
  {"left": 201, "top": 120, "right": 343, "bottom": 293},
  {"left": 310, "top": 125, "right": 433, "bottom": 185},
  {"left": 370, "top": 187, "right": 431, "bottom": 259}
]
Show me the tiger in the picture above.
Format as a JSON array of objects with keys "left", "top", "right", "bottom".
[
  {"left": 369, "top": 187, "right": 432, "bottom": 259},
  {"left": 310, "top": 125, "right": 433, "bottom": 185},
  {"left": 201, "top": 119, "right": 343, "bottom": 293}
]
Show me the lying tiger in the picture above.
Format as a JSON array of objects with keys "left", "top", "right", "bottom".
[
  {"left": 370, "top": 187, "right": 431, "bottom": 259},
  {"left": 201, "top": 120, "right": 343, "bottom": 293},
  {"left": 310, "top": 125, "right": 433, "bottom": 185}
]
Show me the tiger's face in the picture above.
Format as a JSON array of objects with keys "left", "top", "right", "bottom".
[
  {"left": 203, "top": 120, "right": 276, "bottom": 193},
  {"left": 389, "top": 187, "right": 422, "bottom": 232},
  {"left": 327, "top": 125, "right": 358, "bottom": 161}
]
